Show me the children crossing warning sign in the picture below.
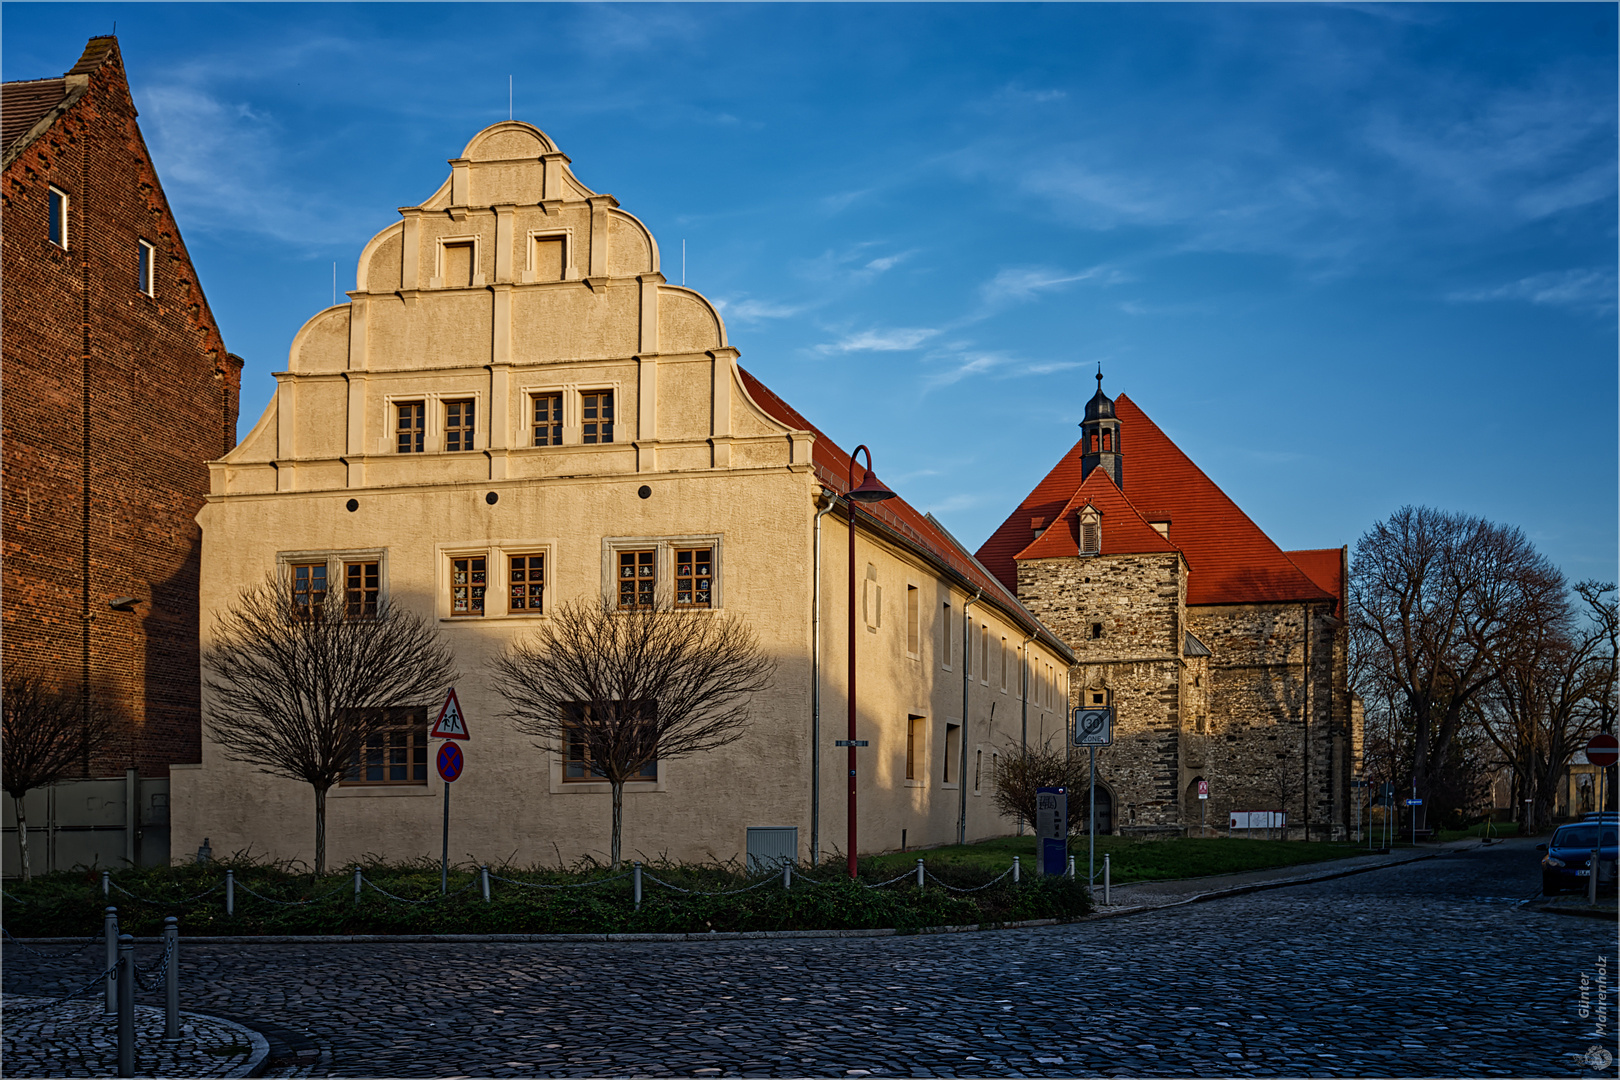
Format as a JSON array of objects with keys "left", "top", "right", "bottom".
[{"left": 430, "top": 688, "right": 470, "bottom": 740}]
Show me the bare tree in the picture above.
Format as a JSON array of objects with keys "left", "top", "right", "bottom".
[
  {"left": 204, "top": 576, "right": 457, "bottom": 874},
  {"left": 1, "top": 671, "right": 110, "bottom": 879},
  {"left": 1577, "top": 580, "right": 1618, "bottom": 811},
  {"left": 1350, "top": 506, "right": 1564, "bottom": 830},
  {"left": 490, "top": 599, "right": 774, "bottom": 868},
  {"left": 990, "top": 736, "right": 1088, "bottom": 835}
]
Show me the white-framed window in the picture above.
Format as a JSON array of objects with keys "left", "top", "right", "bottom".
[
  {"left": 275, "top": 548, "right": 390, "bottom": 616},
  {"left": 602, "top": 535, "right": 724, "bottom": 611},
  {"left": 524, "top": 228, "right": 576, "bottom": 283},
  {"left": 436, "top": 540, "right": 556, "bottom": 620},
  {"left": 431, "top": 235, "right": 484, "bottom": 288},
  {"left": 905, "top": 714, "right": 926, "bottom": 785},
  {"left": 980, "top": 624, "right": 990, "bottom": 685},
  {"left": 386, "top": 392, "right": 484, "bottom": 454},
  {"left": 1079, "top": 506, "right": 1101, "bottom": 555},
  {"left": 47, "top": 186, "right": 68, "bottom": 248},
  {"left": 137, "top": 239, "right": 155, "bottom": 296},
  {"left": 942, "top": 722, "right": 961, "bottom": 787},
  {"left": 1000, "top": 637, "right": 1009, "bottom": 691},
  {"left": 941, "top": 602, "right": 953, "bottom": 670}
]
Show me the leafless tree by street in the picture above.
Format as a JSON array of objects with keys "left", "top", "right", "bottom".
[
  {"left": 204, "top": 576, "right": 457, "bottom": 874},
  {"left": 990, "top": 736, "right": 1087, "bottom": 835},
  {"left": 1350, "top": 505, "right": 1565, "bottom": 830},
  {"left": 1, "top": 670, "right": 110, "bottom": 879},
  {"left": 490, "top": 599, "right": 774, "bottom": 868}
]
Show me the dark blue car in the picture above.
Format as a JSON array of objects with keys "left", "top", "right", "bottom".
[{"left": 1539, "top": 814, "right": 1619, "bottom": 894}]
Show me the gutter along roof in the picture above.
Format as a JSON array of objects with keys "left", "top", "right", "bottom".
[
  {"left": 977, "top": 393, "right": 1335, "bottom": 609},
  {"left": 738, "top": 366, "right": 1075, "bottom": 664}
]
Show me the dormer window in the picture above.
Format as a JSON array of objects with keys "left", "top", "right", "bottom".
[
  {"left": 1078, "top": 506, "right": 1101, "bottom": 555},
  {"left": 1030, "top": 515, "right": 1046, "bottom": 537}
]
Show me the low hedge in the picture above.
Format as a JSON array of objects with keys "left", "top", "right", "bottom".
[{"left": 1, "top": 856, "right": 1090, "bottom": 937}]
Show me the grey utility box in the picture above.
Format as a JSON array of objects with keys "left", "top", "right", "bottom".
[{"left": 745, "top": 827, "right": 798, "bottom": 872}]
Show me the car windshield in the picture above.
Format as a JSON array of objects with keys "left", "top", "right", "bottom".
[{"left": 1554, "top": 826, "right": 1617, "bottom": 848}]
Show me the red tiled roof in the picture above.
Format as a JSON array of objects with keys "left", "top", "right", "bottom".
[
  {"left": 1285, "top": 548, "right": 1345, "bottom": 619},
  {"left": 737, "top": 366, "right": 1073, "bottom": 659},
  {"left": 977, "top": 393, "right": 1333, "bottom": 607},
  {"left": 2, "top": 78, "right": 69, "bottom": 156},
  {"left": 1014, "top": 467, "right": 1178, "bottom": 561}
]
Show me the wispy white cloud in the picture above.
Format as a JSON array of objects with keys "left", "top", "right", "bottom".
[
  {"left": 713, "top": 296, "right": 804, "bottom": 324},
  {"left": 817, "top": 327, "right": 942, "bottom": 354},
  {"left": 795, "top": 243, "right": 915, "bottom": 284},
  {"left": 1447, "top": 268, "right": 1617, "bottom": 316},
  {"left": 978, "top": 265, "right": 1127, "bottom": 309}
]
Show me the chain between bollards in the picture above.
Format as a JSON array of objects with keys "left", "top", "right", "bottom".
[
  {"left": 162, "top": 917, "right": 180, "bottom": 1045},
  {"left": 103, "top": 907, "right": 118, "bottom": 1016},
  {"left": 116, "top": 934, "right": 135, "bottom": 1078}
]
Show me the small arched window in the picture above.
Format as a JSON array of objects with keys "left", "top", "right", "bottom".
[
  {"left": 1102, "top": 431, "right": 1111, "bottom": 452},
  {"left": 1090, "top": 433, "right": 1099, "bottom": 453}
]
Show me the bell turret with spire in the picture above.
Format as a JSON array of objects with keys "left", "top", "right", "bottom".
[{"left": 1080, "top": 366, "right": 1123, "bottom": 488}]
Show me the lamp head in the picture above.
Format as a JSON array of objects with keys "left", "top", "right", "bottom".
[
  {"left": 108, "top": 596, "right": 141, "bottom": 613},
  {"left": 847, "top": 470, "right": 896, "bottom": 504}
]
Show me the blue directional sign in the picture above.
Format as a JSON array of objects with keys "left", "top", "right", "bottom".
[
  {"left": 1404, "top": 798, "right": 1422, "bottom": 806},
  {"left": 436, "top": 742, "right": 464, "bottom": 783}
]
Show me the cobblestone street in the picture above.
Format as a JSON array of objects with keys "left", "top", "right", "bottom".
[{"left": 4, "top": 840, "right": 1611, "bottom": 1077}]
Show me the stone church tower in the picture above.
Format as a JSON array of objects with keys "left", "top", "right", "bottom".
[{"left": 977, "top": 373, "right": 1357, "bottom": 839}]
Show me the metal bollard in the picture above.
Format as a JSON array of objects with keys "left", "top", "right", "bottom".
[
  {"left": 1590, "top": 848, "right": 1600, "bottom": 906},
  {"left": 226, "top": 869, "right": 235, "bottom": 917},
  {"left": 1103, "top": 854, "right": 1111, "bottom": 905},
  {"left": 104, "top": 907, "right": 119, "bottom": 1016},
  {"left": 915, "top": 858, "right": 925, "bottom": 889},
  {"left": 633, "top": 863, "right": 642, "bottom": 911},
  {"left": 117, "top": 934, "right": 135, "bottom": 1078},
  {"left": 102, "top": 870, "right": 111, "bottom": 897},
  {"left": 1067, "top": 855, "right": 1075, "bottom": 880},
  {"left": 163, "top": 916, "right": 180, "bottom": 1045},
  {"left": 1012, "top": 856, "right": 1020, "bottom": 884},
  {"left": 782, "top": 863, "right": 793, "bottom": 891},
  {"left": 481, "top": 865, "right": 491, "bottom": 903},
  {"left": 353, "top": 866, "right": 362, "bottom": 906}
]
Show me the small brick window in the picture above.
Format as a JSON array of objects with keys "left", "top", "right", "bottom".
[
  {"left": 397, "top": 402, "right": 425, "bottom": 453},
  {"left": 1091, "top": 622, "right": 1103, "bottom": 639},
  {"left": 532, "top": 393, "right": 562, "bottom": 446},
  {"left": 582, "top": 391, "right": 614, "bottom": 444},
  {"left": 618, "top": 550, "right": 655, "bottom": 609},
  {"left": 451, "top": 556, "right": 486, "bottom": 615},
  {"left": 674, "top": 548, "right": 712, "bottom": 608},
  {"left": 345, "top": 561, "right": 379, "bottom": 617},
  {"left": 291, "top": 563, "right": 327, "bottom": 615},
  {"left": 509, "top": 554, "right": 544, "bottom": 613},
  {"left": 137, "top": 239, "right": 155, "bottom": 296},
  {"left": 445, "top": 400, "right": 475, "bottom": 452},
  {"left": 48, "top": 187, "right": 67, "bottom": 248}
]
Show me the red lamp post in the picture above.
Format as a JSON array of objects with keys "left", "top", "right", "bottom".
[{"left": 845, "top": 445, "right": 896, "bottom": 878}]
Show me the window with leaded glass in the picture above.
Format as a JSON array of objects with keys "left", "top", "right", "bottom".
[
  {"left": 451, "top": 555, "right": 486, "bottom": 616},
  {"left": 509, "top": 554, "right": 544, "bottom": 613},
  {"left": 445, "top": 399, "right": 475, "bottom": 452},
  {"left": 342, "top": 709, "right": 428, "bottom": 786},
  {"left": 582, "top": 391, "right": 614, "bottom": 444},
  {"left": 291, "top": 563, "right": 327, "bottom": 615},
  {"left": 618, "top": 550, "right": 655, "bottom": 609},
  {"left": 532, "top": 393, "right": 562, "bottom": 446},
  {"left": 345, "top": 561, "right": 379, "bottom": 617},
  {"left": 674, "top": 548, "right": 712, "bottom": 608},
  {"left": 563, "top": 703, "right": 657, "bottom": 782},
  {"left": 397, "top": 402, "right": 425, "bottom": 453}
]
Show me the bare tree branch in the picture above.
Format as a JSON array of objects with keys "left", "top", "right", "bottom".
[
  {"left": 489, "top": 599, "right": 774, "bottom": 868},
  {"left": 1, "top": 670, "right": 111, "bottom": 879},
  {"left": 203, "top": 575, "right": 458, "bottom": 873}
]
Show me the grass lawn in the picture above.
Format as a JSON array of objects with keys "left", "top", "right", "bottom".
[{"left": 863, "top": 834, "right": 1370, "bottom": 885}]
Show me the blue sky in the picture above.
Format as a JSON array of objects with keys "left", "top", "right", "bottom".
[{"left": 7, "top": 3, "right": 1616, "bottom": 582}]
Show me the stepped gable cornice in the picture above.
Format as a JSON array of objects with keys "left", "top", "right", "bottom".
[
  {"left": 976, "top": 391, "right": 1332, "bottom": 607},
  {"left": 737, "top": 366, "right": 1073, "bottom": 661},
  {"left": 1013, "top": 467, "right": 1178, "bottom": 562}
]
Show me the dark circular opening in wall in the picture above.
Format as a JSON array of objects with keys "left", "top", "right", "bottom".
[
  {"left": 637, "top": 485, "right": 652, "bottom": 500},
  {"left": 345, "top": 499, "right": 359, "bottom": 512},
  {"left": 485, "top": 492, "right": 499, "bottom": 505}
]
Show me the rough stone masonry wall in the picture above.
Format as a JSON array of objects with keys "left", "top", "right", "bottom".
[
  {"left": 1018, "top": 553, "right": 1185, "bottom": 830},
  {"left": 1184, "top": 603, "right": 1340, "bottom": 838},
  {"left": 1, "top": 44, "right": 240, "bottom": 777}
]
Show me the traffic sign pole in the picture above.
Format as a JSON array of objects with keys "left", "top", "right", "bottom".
[{"left": 441, "top": 778, "right": 450, "bottom": 895}]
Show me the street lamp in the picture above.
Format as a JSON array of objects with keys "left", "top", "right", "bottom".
[{"left": 845, "top": 445, "right": 895, "bottom": 879}]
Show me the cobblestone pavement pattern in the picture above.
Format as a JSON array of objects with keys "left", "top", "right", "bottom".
[
  {"left": 0, "top": 997, "right": 264, "bottom": 1076},
  {"left": 4, "top": 840, "right": 1611, "bottom": 1077}
]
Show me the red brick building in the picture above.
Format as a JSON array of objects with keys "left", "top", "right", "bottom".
[
  {"left": 977, "top": 373, "right": 1358, "bottom": 838},
  {"left": 2, "top": 36, "right": 242, "bottom": 780}
]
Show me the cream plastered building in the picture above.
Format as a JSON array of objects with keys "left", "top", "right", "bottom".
[{"left": 170, "top": 122, "right": 1074, "bottom": 870}]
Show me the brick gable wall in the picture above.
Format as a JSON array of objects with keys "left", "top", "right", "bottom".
[{"left": 1, "top": 39, "right": 241, "bottom": 778}]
